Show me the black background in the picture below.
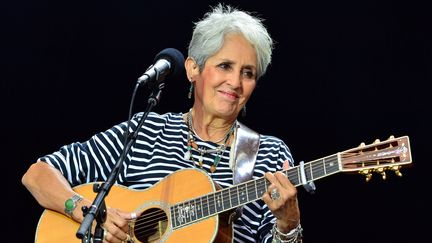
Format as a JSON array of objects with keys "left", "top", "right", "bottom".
[{"left": 2, "top": 0, "right": 430, "bottom": 242}]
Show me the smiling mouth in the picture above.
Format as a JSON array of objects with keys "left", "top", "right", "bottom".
[{"left": 219, "top": 90, "right": 239, "bottom": 100}]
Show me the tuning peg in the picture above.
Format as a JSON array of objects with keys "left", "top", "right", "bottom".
[
  {"left": 374, "top": 139, "right": 380, "bottom": 144},
  {"left": 359, "top": 169, "right": 372, "bottom": 182},
  {"left": 388, "top": 135, "right": 395, "bottom": 140},
  {"left": 375, "top": 167, "right": 384, "bottom": 173},
  {"left": 359, "top": 142, "right": 366, "bottom": 147},
  {"left": 374, "top": 167, "right": 387, "bottom": 180},
  {"left": 380, "top": 171, "right": 387, "bottom": 180},
  {"left": 390, "top": 165, "right": 403, "bottom": 177},
  {"left": 365, "top": 173, "right": 373, "bottom": 182}
]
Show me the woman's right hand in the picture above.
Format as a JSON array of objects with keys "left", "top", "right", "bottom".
[
  {"left": 100, "top": 207, "right": 134, "bottom": 243},
  {"left": 72, "top": 199, "right": 135, "bottom": 243}
]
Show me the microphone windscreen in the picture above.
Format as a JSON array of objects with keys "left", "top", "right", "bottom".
[{"left": 154, "top": 48, "right": 185, "bottom": 78}]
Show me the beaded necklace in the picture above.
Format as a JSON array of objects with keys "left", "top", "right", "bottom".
[{"left": 184, "top": 110, "right": 236, "bottom": 173}]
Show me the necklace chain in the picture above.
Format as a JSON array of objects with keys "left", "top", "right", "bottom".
[
  {"left": 189, "top": 114, "right": 227, "bottom": 144},
  {"left": 184, "top": 109, "right": 236, "bottom": 172}
]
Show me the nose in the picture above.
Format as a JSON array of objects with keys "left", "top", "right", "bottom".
[{"left": 226, "top": 71, "right": 242, "bottom": 89}]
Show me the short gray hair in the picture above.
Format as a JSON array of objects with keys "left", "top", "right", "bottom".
[{"left": 188, "top": 4, "right": 274, "bottom": 80}]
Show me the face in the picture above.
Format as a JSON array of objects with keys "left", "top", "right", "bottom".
[{"left": 190, "top": 34, "right": 257, "bottom": 120}]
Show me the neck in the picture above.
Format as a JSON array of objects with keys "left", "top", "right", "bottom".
[{"left": 187, "top": 108, "right": 236, "bottom": 143}]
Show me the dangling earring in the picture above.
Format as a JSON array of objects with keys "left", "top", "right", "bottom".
[
  {"left": 242, "top": 105, "right": 247, "bottom": 117},
  {"left": 188, "top": 82, "right": 194, "bottom": 99}
]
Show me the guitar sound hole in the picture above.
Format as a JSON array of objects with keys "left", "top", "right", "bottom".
[{"left": 133, "top": 207, "right": 168, "bottom": 243}]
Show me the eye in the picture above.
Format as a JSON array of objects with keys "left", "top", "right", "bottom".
[
  {"left": 217, "top": 62, "right": 232, "bottom": 70},
  {"left": 242, "top": 69, "right": 256, "bottom": 79}
]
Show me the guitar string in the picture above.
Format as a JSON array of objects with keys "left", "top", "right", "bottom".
[
  {"left": 130, "top": 156, "right": 339, "bottom": 236},
  {"left": 133, "top": 219, "right": 169, "bottom": 239},
  {"left": 133, "top": 211, "right": 166, "bottom": 226}
]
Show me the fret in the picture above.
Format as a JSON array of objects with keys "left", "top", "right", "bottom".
[
  {"left": 238, "top": 183, "right": 248, "bottom": 204},
  {"left": 246, "top": 180, "right": 257, "bottom": 201},
  {"left": 295, "top": 167, "right": 301, "bottom": 185},
  {"left": 185, "top": 200, "right": 193, "bottom": 223},
  {"left": 171, "top": 205, "right": 177, "bottom": 228},
  {"left": 311, "top": 159, "right": 322, "bottom": 179},
  {"left": 193, "top": 200, "right": 198, "bottom": 221},
  {"left": 209, "top": 193, "right": 216, "bottom": 215},
  {"left": 287, "top": 169, "right": 299, "bottom": 186},
  {"left": 230, "top": 187, "right": 239, "bottom": 208},
  {"left": 308, "top": 162, "right": 314, "bottom": 181},
  {"left": 201, "top": 195, "right": 209, "bottom": 218},
  {"left": 309, "top": 159, "right": 319, "bottom": 179},
  {"left": 323, "top": 157, "right": 327, "bottom": 175},
  {"left": 324, "top": 155, "right": 339, "bottom": 174},
  {"left": 303, "top": 164, "right": 310, "bottom": 182},
  {"left": 255, "top": 178, "right": 267, "bottom": 197},
  {"left": 215, "top": 191, "right": 224, "bottom": 212},
  {"left": 195, "top": 197, "right": 203, "bottom": 220},
  {"left": 175, "top": 202, "right": 186, "bottom": 226},
  {"left": 222, "top": 188, "right": 231, "bottom": 210}
]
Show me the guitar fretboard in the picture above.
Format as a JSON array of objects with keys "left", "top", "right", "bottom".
[{"left": 170, "top": 154, "right": 340, "bottom": 229}]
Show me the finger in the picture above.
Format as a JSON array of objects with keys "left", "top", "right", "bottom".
[
  {"left": 274, "top": 171, "right": 294, "bottom": 189},
  {"left": 262, "top": 188, "right": 280, "bottom": 210},
  {"left": 262, "top": 191, "right": 273, "bottom": 206},
  {"left": 266, "top": 172, "right": 290, "bottom": 200},
  {"left": 129, "top": 212, "right": 137, "bottom": 220},
  {"left": 274, "top": 173, "right": 298, "bottom": 200},
  {"left": 110, "top": 209, "right": 131, "bottom": 232},
  {"left": 104, "top": 228, "right": 127, "bottom": 243},
  {"left": 103, "top": 213, "right": 129, "bottom": 242},
  {"left": 116, "top": 210, "right": 137, "bottom": 221},
  {"left": 103, "top": 229, "right": 117, "bottom": 243},
  {"left": 282, "top": 160, "right": 290, "bottom": 170},
  {"left": 265, "top": 172, "right": 281, "bottom": 188},
  {"left": 102, "top": 229, "right": 107, "bottom": 243}
]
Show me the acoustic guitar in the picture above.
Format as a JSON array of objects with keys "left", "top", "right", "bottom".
[{"left": 35, "top": 135, "right": 412, "bottom": 243}]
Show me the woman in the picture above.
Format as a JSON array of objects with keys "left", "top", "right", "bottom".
[{"left": 22, "top": 4, "right": 302, "bottom": 243}]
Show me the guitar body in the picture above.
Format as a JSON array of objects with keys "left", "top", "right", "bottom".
[{"left": 35, "top": 168, "right": 226, "bottom": 243}]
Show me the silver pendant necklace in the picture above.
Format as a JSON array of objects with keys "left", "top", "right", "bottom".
[{"left": 184, "top": 110, "right": 236, "bottom": 172}]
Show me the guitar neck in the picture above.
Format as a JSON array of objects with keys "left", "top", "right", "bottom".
[
  {"left": 286, "top": 154, "right": 340, "bottom": 187},
  {"left": 171, "top": 154, "right": 340, "bottom": 229}
]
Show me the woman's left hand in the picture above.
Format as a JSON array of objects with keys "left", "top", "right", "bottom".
[{"left": 262, "top": 160, "right": 300, "bottom": 232}]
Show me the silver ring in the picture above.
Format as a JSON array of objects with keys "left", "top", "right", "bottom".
[
  {"left": 103, "top": 230, "right": 108, "bottom": 240},
  {"left": 270, "top": 188, "right": 280, "bottom": 200}
]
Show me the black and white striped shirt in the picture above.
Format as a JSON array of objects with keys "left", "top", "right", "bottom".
[{"left": 41, "top": 112, "right": 294, "bottom": 242}]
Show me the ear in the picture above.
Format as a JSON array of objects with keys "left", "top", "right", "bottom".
[{"left": 185, "top": 57, "right": 199, "bottom": 81}]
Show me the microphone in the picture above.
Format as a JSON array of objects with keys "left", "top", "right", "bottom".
[{"left": 137, "top": 48, "right": 185, "bottom": 86}]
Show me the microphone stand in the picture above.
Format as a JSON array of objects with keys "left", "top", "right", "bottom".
[{"left": 76, "top": 82, "right": 165, "bottom": 242}]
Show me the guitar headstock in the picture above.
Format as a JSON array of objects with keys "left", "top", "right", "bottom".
[{"left": 340, "top": 135, "right": 412, "bottom": 181}]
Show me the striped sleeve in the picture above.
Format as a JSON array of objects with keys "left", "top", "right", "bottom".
[{"left": 39, "top": 115, "right": 134, "bottom": 186}]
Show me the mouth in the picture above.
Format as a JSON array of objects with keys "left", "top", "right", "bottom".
[{"left": 219, "top": 90, "right": 239, "bottom": 100}]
